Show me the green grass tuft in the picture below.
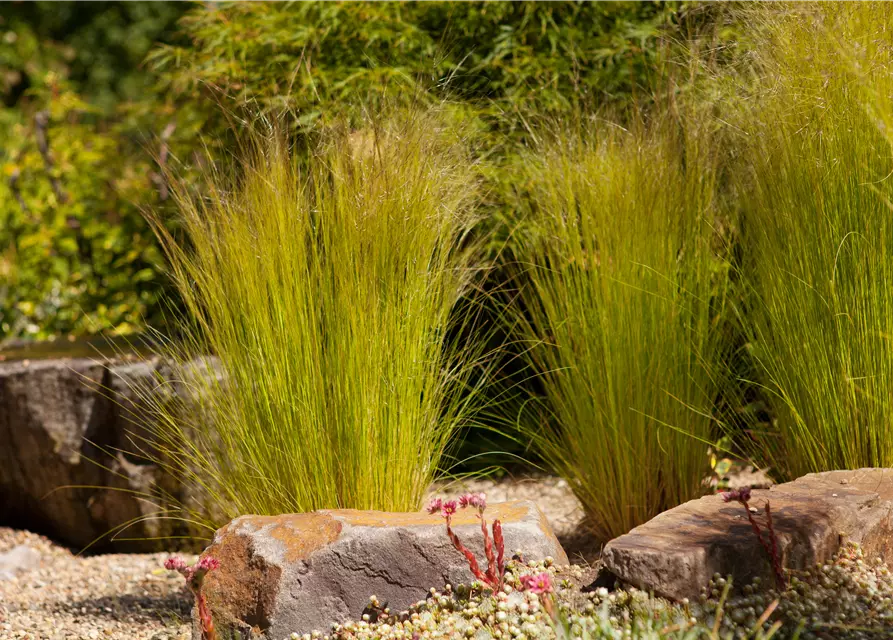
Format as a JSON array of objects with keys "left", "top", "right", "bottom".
[
  {"left": 731, "top": 3, "right": 893, "bottom": 479},
  {"left": 505, "top": 116, "right": 732, "bottom": 541},
  {"left": 135, "top": 110, "right": 489, "bottom": 527}
]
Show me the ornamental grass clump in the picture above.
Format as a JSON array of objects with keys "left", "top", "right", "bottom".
[
  {"left": 731, "top": 3, "right": 893, "bottom": 478},
  {"left": 507, "top": 117, "right": 731, "bottom": 541},
  {"left": 137, "top": 109, "right": 485, "bottom": 528}
]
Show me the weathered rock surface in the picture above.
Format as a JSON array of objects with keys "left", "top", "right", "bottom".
[
  {"left": 602, "top": 468, "right": 893, "bottom": 601},
  {"left": 196, "top": 501, "right": 568, "bottom": 638},
  {"left": 0, "top": 356, "right": 183, "bottom": 552}
]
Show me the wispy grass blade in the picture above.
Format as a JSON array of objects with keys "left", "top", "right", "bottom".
[
  {"left": 731, "top": 3, "right": 893, "bottom": 478},
  {"left": 133, "top": 109, "right": 487, "bottom": 528},
  {"left": 507, "top": 116, "right": 732, "bottom": 541}
]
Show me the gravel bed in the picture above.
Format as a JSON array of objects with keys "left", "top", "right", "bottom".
[
  {"left": 0, "top": 527, "right": 192, "bottom": 640},
  {"left": 0, "top": 469, "right": 770, "bottom": 639}
]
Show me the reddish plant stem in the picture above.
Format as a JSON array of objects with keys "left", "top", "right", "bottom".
[
  {"left": 741, "top": 498, "right": 785, "bottom": 591},
  {"left": 493, "top": 519, "right": 505, "bottom": 590},
  {"left": 479, "top": 513, "right": 497, "bottom": 586},
  {"left": 764, "top": 502, "right": 785, "bottom": 590},
  {"left": 196, "top": 592, "right": 217, "bottom": 640},
  {"left": 446, "top": 518, "right": 490, "bottom": 585}
]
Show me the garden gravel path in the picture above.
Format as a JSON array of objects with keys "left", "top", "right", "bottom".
[
  {"left": 0, "top": 469, "right": 769, "bottom": 639},
  {"left": 0, "top": 527, "right": 192, "bottom": 640}
]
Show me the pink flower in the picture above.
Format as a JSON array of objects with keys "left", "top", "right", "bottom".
[
  {"left": 164, "top": 556, "right": 188, "bottom": 572},
  {"left": 441, "top": 500, "right": 458, "bottom": 518},
  {"left": 519, "top": 572, "right": 553, "bottom": 595},
  {"left": 459, "top": 492, "right": 487, "bottom": 510},
  {"left": 426, "top": 498, "right": 443, "bottom": 515},
  {"left": 722, "top": 487, "right": 752, "bottom": 504},
  {"left": 161, "top": 555, "right": 220, "bottom": 640}
]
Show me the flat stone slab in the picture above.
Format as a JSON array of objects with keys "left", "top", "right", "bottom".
[
  {"left": 602, "top": 468, "right": 893, "bottom": 601},
  {"left": 195, "top": 500, "right": 568, "bottom": 638}
]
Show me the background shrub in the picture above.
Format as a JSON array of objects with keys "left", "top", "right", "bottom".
[
  {"left": 0, "top": 2, "right": 187, "bottom": 339},
  {"left": 0, "top": 0, "right": 693, "bottom": 342}
]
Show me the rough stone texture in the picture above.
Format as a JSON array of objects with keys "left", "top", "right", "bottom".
[
  {"left": 0, "top": 356, "right": 182, "bottom": 552},
  {"left": 602, "top": 468, "right": 893, "bottom": 601},
  {"left": 196, "top": 501, "right": 569, "bottom": 638}
]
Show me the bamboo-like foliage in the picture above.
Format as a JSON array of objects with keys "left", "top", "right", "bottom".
[
  {"left": 137, "top": 111, "right": 486, "bottom": 528},
  {"left": 733, "top": 3, "right": 893, "bottom": 479},
  {"left": 509, "top": 118, "right": 731, "bottom": 541}
]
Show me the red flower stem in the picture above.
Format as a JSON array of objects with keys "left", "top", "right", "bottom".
[
  {"left": 479, "top": 513, "right": 497, "bottom": 586},
  {"left": 764, "top": 502, "right": 786, "bottom": 590},
  {"left": 196, "top": 592, "right": 217, "bottom": 640},
  {"left": 493, "top": 519, "right": 505, "bottom": 590},
  {"left": 741, "top": 498, "right": 785, "bottom": 591},
  {"left": 446, "top": 518, "right": 491, "bottom": 586}
]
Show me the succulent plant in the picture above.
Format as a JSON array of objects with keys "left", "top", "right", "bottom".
[{"left": 288, "top": 543, "right": 893, "bottom": 640}]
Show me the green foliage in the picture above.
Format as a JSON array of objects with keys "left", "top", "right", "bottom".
[
  {"left": 730, "top": 3, "right": 893, "bottom": 479},
  {"left": 0, "top": 80, "right": 169, "bottom": 338},
  {"left": 135, "top": 110, "right": 488, "bottom": 525},
  {"left": 0, "top": 2, "right": 187, "bottom": 108},
  {"left": 150, "top": 1, "right": 677, "bottom": 132},
  {"left": 0, "top": 3, "right": 186, "bottom": 340},
  {"left": 506, "top": 116, "right": 732, "bottom": 541},
  {"left": 0, "top": 1, "right": 692, "bottom": 342}
]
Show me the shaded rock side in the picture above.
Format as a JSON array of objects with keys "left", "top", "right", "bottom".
[
  {"left": 602, "top": 468, "right": 893, "bottom": 601},
  {"left": 0, "top": 357, "right": 180, "bottom": 552},
  {"left": 196, "top": 500, "right": 568, "bottom": 638}
]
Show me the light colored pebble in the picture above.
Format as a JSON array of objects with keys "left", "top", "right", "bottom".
[{"left": 0, "top": 527, "right": 192, "bottom": 640}]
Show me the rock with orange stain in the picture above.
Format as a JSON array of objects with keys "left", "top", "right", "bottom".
[{"left": 194, "top": 500, "right": 568, "bottom": 638}]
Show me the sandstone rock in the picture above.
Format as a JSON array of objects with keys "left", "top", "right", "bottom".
[
  {"left": 196, "top": 501, "right": 568, "bottom": 638},
  {"left": 0, "top": 357, "right": 181, "bottom": 552},
  {"left": 601, "top": 468, "right": 893, "bottom": 601}
]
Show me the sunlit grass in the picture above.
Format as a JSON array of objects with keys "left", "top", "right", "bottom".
[
  {"left": 730, "top": 3, "right": 893, "bottom": 479},
  {"left": 132, "top": 110, "right": 488, "bottom": 528},
  {"left": 506, "top": 116, "right": 732, "bottom": 541}
]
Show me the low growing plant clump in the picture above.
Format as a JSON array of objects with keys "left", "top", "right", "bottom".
[
  {"left": 280, "top": 543, "right": 893, "bottom": 640},
  {"left": 696, "top": 543, "right": 893, "bottom": 640}
]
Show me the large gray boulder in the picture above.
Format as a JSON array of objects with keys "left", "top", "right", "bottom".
[
  {"left": 195, "top": 501, "right": 568, "bottom": 638},
  {"left": 0, "top": 357, "right": 181, "bottom": 552},
  {"left": 602, "top": 468, "right": 893, "bottom": 601}
]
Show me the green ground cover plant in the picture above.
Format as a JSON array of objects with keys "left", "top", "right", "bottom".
[
  {"left": 504, "top": 116, "right": 732, "bottom": 541},
  {"left": 246, "top": 542, "right": 891, "bottom": 639},
  {"left": 730, "top": 3, "right": 893, "bottom": 478},
  {"left": 135, "top": 110, "right": 489, "bottom": 527}
]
